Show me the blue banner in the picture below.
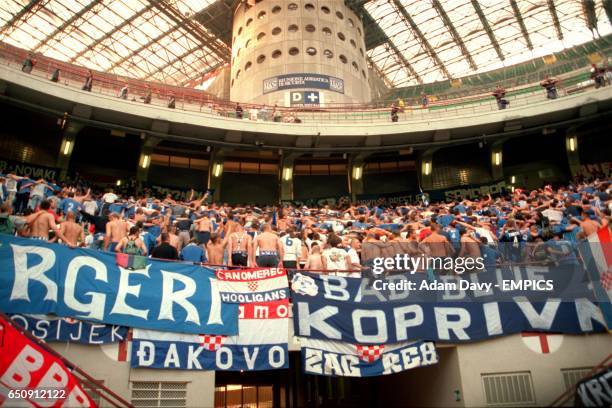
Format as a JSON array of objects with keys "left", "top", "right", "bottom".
[
  {"left": 132, "top": 341, "right": 287, "bottom": 371},
  {"left": 263, "top": 73, "right": 344, "bottom": 94},
  {"left": 299, "top": 338, "right": 437, "bottom": 377},
  {"left": 8, "top": 314, "right": 128, "bottom": 344},
  {"left": 0, "top": 235, "right": 238, "bottom": 335},
  {"left": 131, "top": 299, "right": 290, "bottom": 371},
  {"left": 355, "top": 180, "right": 507, "bottom": 206},
  {"left": 291, "top": 269, "right": 609, "bottom": 343}
]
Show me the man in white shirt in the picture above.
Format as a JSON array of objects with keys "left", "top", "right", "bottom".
[
  {"left": 281, "top": 229, "right": 301, "bottom": 269},
  {"left": 82, "top": 198, "right": 98, "bottom": 216},
  {"left": 346, "top": 237, "right": 362, "bottom": 278},
  {"left": 102, "top": 189, "right": 118, "bottom": 204},
  {"left": 322, "top": 235, "right": 350, "bottom": 276},
  {"left": 542, "top": 206, "right": 563, "bottom": 223},
  {"left": 28, "top": 180, "right": 53, "bottom": 210},
  {"left": 4, "top": 174, "right": 19, "bottom": 207}
]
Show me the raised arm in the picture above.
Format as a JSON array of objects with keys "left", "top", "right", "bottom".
[{"left": 75, "top": 188, "right": 91, "bottom": 203}]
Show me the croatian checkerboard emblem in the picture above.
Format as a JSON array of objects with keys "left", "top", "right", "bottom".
[
  {"left": 247, "top": 281, "right": 259, "bottom": 292},
  {"left": 199, "top": 335, "right": 226, "bottom": 351},
  {"left": 356, "top": 345, "right": 385, "bottom": 362},
  {"left": 601, "top": 271, "right": 612, "bottom": 290}
]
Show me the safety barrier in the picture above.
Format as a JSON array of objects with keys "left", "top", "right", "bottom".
[{"left": 0, "top": 42, "right": 599, "bottom": 125}]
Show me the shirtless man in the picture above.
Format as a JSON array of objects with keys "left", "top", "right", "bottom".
[
  {"left": 404, "top": 210, "right": 424, "bottom": 233},
  {"left": 577, "top": 209, "right": 601, "bottom": 237},
  {"left": 227, "top": 221, "right": 252, "bottom": 267},
  {"left": 162, "top": 226, "right": 180, "bottom": 252},
  {"left": 253, "top": 224, "right": 284, "bottom": 267},
  {"left": 57, "top": 211, "right": 84, "bottom": 246},
  {"left": 420, "top": 223, "right": 454, "bottom": 257},
  {"left": 206, "top": 233, "right": 225, "bottom": 265},
  {"left": 194, "top": 211, "right": 213, "bottom": 246},
  {"left": 134, "top": 208, "right": 147, "bottom": 224},
  {"left": 276, "top": 210, "right": 290, "bottom": 231},
  {"left": 304, "top": 244, "right": 324, "bottom": 270},
  {"left": 25, "top": 200, "right": 74, "bottom": 247},
  {"left": 458, "top": 228, "right": 482, "bottom": 260},
  {"left": 104, "top": 213, "right": 129, "bottom": 252}
]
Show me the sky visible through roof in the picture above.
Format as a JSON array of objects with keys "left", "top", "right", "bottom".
[{"left": 0, "top": 0, "right": 610, "bottom": 88}]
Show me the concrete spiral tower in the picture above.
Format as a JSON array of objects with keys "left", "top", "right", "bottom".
[{"left": 229, "top": 0, "right": 371, "bottom": 107}]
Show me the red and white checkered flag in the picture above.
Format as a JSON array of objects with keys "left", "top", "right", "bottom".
[
  {"left": 247, "top": 281, "right": 259, "bottom": 292},
  {"left": 355, "top": 345, "right": 385, "bottom": 363},
  {"left": 199, "top": 335, "right": 226, "bottom": 351},
  {"left": 600, "top": 271, "right": 612, "bottom": 291}
]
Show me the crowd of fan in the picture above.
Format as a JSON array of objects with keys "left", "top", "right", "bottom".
[{"left": 0, "top": 171, "right": 610, "bottom": 275}]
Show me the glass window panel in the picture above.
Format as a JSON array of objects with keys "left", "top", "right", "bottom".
[{"left": 107, "top": 0, "right": 143, "bottom": 19}]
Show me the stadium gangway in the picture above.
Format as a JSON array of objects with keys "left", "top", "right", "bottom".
[
  {"left": 548, "top": 353, "right": 612, "bottom": 406},
  {"left": 1, "top": 313, "right": 134, "bottom": 408},
  {"left": 0, "top": 42, "right": 598, "bottom": 125}
]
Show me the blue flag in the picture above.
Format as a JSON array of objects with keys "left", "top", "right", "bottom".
[{"left": 0, "top": 235, "right": 238, "bottom": 335}]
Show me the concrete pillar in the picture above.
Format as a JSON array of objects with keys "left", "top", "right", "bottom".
[
  {"left": 55, "top": 105, "right": 92, "bottom": 182},
  {"left": 418, "top": 149, "right": 437, "bottom": 191},
  {"left": 348, "top": 153, "right": 367, "bottom": 202},
  {"left": 136, "top": 134, "right": 161, "bottom": 188},
  {"left": 207, "top": 148, "right": 226, "bottom": 202},
  {"left": 489, "top": 140, "right": 505, "bottom": 181},
  {"left": 230, "top": 1, "right": 370, "bottom": 105},
  {"left": 56, "top": 120, "right": 83, "bottom": 182},
  {"left": 279, "top": 153, "right": 300, "bottom": 202},
  {"left": 565, "top": 127, "right": 580, "bottom": 178}
]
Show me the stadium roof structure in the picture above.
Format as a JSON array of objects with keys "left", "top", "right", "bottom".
[{"left": 0, "top": 0, "right": 610, "bottom": 88}]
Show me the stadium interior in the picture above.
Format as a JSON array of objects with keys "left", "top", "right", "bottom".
[{"left": 0, "top": 0, "right": 611, "bottom": 407}]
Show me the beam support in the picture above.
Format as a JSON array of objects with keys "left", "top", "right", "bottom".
[
  {"left": 581, "top": 0, "right": 599, "bottom": 35},
  {"left": 547, "top": 0, "right": 564, "bottom": 40},
  {"left": 149, "top": 0, "right": 230, "bottom": 62},
  {"left": 386, "top": 41, "right": 422, "bottom": 85},
  {"left": 432, "top": 0, "right": 477, "bottom": 70},
  {"left": 366, "top": 56, "right": 395, "bottom": 88},
  {"left": 392, "top": 0, "right": 451, "bottom": 79},
  {"left": 510, "top": 0, "right": 534, "bottom": 50},
  {"left": 32, "top": 0, "right": 104, "bottom": 53},
  {"left": 105, "top": 24, "right": 187, "bottom": 73},
  {"left": 68, "top": 2, "right": 157, "bottom": 63},
  {"left": 470, "top": 0, "right": 505, "bottom": 61},
  {"left": 145, "top": 48, "right": 225, "bottom": 82},
  {"left": 0, "top": 0, "right": 42, "bottom": 37}
]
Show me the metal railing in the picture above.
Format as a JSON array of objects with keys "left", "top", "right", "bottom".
[
  {"left": 1, "top": 313, "right": 134, "bottom": 408},
  {"left": 0, "top": 42, "right": 600, "bottom": 126}
]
